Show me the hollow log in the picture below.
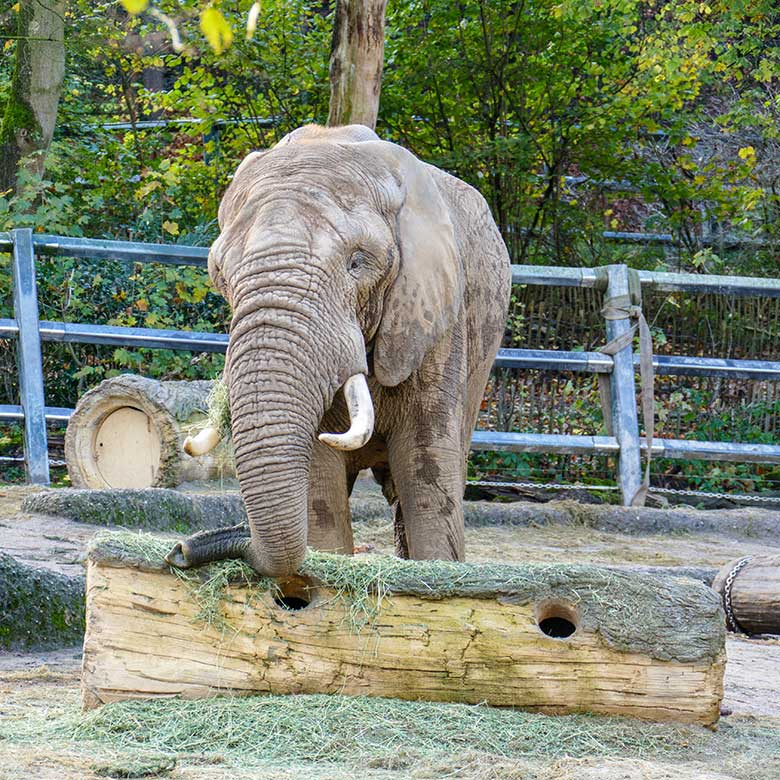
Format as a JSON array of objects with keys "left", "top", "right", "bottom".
[
  {"left": 712, "top": 554, "right": 780, "bottom": 636},
  {"left": 81, "top": 532, "right": 725, "bottom": 724},
  {"left": 65, "top": 375, "right": 234, "bottom": 489}
]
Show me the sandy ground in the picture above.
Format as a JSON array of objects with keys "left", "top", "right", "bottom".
[{"left": 1, "top": 483, "right": 780, "bottom": 779}]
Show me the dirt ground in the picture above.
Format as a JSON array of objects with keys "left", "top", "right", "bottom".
[{"left": 1, "top": 483, "right": 780, "bottom": 779}]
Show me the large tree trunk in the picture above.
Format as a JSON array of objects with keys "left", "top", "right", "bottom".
[
  {"left": 81, "top": 532, "right": 726, "bottom": 725},
  {"left": 327, "top": 0, "right": 387, "bottom": 130},
  {"left": 0, "top": 0, "right": 65, "bottom": 193}
]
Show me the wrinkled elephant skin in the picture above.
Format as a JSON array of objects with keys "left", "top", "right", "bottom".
[{"left": 172, "top": 124, "right": 511, "bottom": 577}]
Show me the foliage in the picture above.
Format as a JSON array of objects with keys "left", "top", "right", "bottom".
[
  {"left": 1, "top": 0, "right": 779, "bottom": 493},
  {"left": 0, "top": 0, "right": 334, "bottom": 406},
  {"left": 381, "top": 0, "right": 780, "bottom": 271}
]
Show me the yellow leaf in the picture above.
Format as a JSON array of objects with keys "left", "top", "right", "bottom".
[
  {"left": 136, "top": 180, "right": 161, "bottom": 199},
  {"left": 738, "top": 146, "right": 756, "bottom": 160},
  {"left": 135, "top": 298, "right": 149, "bottom": 312},
  {"left": 201, "top": 6, "right": 233, "bottom": 54},
  {"left": 162, "top": 220, "right": 180, "bottom": 236},
  {"left": 610, "top": 218, "right": 619, "bottom": 229},
  {"left": 121, "top": 0, "right": 149, "bottom": 14}
]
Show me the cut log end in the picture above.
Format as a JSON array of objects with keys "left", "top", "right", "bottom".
[{"left": 92, "top": 406, "right": 161, "bottom": 488}]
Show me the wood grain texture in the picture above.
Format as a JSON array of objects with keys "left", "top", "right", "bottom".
[
  {"left": 713, "top": 554, "right": 780, "bottom": 636},
  {"left": 82, "top": 559, "right": 724, "bottom": 725}
]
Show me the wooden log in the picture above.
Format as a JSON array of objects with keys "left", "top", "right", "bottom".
[
  {"left": 65, "top": 375, "right": 234, "bottom": 489},
  {"left": 712, "top": 554, "right": 780, "bottom": 636},
  {"left": 81, "top": 532, "right": 725, "bottom": 725}
]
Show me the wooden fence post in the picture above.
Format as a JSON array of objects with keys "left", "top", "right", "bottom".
[
  {"left": 603, "top": 264, "right": 641, "bottom": 505},
  {"left": 11, "top": 228, "right": 50, "bottom": 484}
]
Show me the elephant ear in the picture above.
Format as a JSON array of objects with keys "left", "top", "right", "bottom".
[{"left": 360, "top": 142, "right": 463, "bottom": 387}]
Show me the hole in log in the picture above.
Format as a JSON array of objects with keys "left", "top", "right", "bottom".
[
  {"left": 535, "top": 601, "right": 579, "bottom": 639},
  {"left": 272, "top": 576, "right": 316, "bottom": 611}
]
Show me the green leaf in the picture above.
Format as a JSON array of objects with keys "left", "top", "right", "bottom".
[{"left": 201, "top": 7, "right": 234, "bottom": 55}]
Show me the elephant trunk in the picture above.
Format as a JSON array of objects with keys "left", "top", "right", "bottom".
[{"left": 227, "top": 296, "right": 368, "bottom": 577}]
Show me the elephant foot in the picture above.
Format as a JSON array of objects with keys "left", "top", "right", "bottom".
[{"left": 165, "top": 523, "right": 251, "bottom": 569}]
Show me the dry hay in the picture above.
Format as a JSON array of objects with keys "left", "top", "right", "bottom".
[
  {"left": 205, "top": 377, "right": 231, "bottom": 438},
  {"left": 1, "top": 682, "right": 779, "bottom": 779}
]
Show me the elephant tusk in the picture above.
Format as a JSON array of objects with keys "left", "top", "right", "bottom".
[
  {"left": 183, "top": 426, "right": 223, "bottom": 457},
  {"left": 318, "top": 373, "right": 374, "bottom": 451}
]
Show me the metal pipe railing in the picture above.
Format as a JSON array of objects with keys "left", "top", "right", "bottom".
[{"left": 2, "top": 229, "right": 780, "bottom": 499}]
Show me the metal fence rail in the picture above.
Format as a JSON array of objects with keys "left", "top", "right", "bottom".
[{"left": 2, "top": 228, "right": 780, "bottom": 500}]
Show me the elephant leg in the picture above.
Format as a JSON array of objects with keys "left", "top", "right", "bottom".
[
  {"left": 307, "top": 439, "right": 354, "bottom": 555},
  {"left": 393, "top": 503, "right": 410, "bottom": 559},
  {"left": 386, "top": 424, "right": 466, "bottom": 562},
  {"left": 165, "top": 523, "right": 250, "bottom": 569},
  {"left": 372, "top": 466, "right": 409, "bottom": 558}
]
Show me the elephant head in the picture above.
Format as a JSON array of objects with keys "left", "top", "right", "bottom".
[{"left": 207, "top": 124, "right": 463, "bottom": 577}]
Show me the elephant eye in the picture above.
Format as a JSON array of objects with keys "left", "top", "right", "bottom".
[{"left": 347, "top": 251, "right": 370, "bottom": 275}]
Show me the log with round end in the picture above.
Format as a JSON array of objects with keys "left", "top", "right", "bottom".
[
  {"left": 712, "top": 554, "right": 780, "bottom": 636},
  {"left": 82, "top": 533, "right": 726, "bottom": 725},
  {"left": 65, "top": 375, "right": 235, "bottom": 489}
]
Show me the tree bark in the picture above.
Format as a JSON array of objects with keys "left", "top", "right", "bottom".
[
  {"left": 327, "top": 0, "right": 387, "bottom": 130},
  {"left": 0, "top": 0, "right": 66, "bottom": 194}
]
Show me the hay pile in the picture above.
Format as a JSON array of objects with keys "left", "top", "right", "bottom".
[
  {"left": 87, "top": 530, "right": 724, "bottom": 663},
  {"left": 2, "top": 685, "right": 780, "bottom": 779},
  {"left": 204, "top": 376, "right": 231, "bottom": 438}
]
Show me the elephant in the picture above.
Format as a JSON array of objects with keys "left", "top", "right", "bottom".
[{"left": 166, "top": 123, "right": 511, "bottom": 577}]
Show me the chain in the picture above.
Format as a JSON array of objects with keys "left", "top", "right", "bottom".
[
  {"left": 470, "top": 479, "right": 621, "bottom": 492},
  {"left": 722, "top": 556, "right": 752, "bottom": 634},
  {"left": 649, "top": 486, "right": 780, "bottom": 504},
  {"left": 467, "top": 479, "right": 780, "bottom": 505}
]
